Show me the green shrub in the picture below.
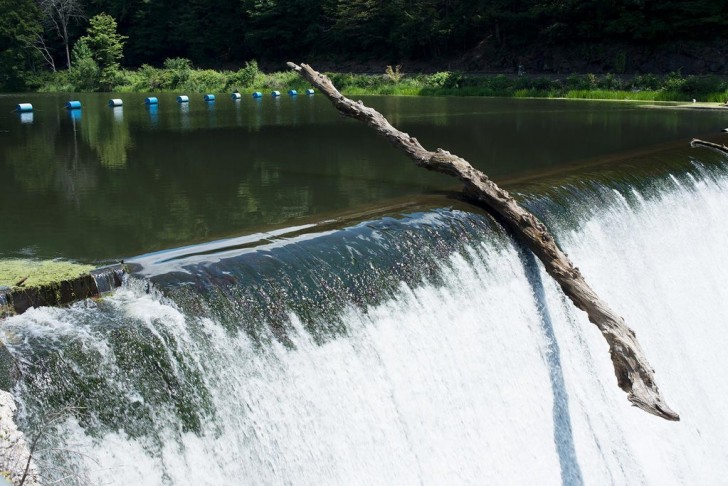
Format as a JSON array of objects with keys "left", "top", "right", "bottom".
[
  {"left": 598, "top": 73, "right": 623, "bottom": 90},
  {"left": 137, "top": 64, "right": 166, "bottom": 91},
  {"left": 427, "top": 71, "right": 463, "bottom": 89},
  {"left": 631, "top": 74, "right": 660, "bottom": 90},
  {"left": 529, "top": 76, "right": 556, "bottom": 91},
  {"left": 163, "top": 57, "right": 192, "bottom": 89},
  {"left": 663, "top": 71, "right": 685, "bottom": 92},
  {"left": 384, "top": 65, "right": 403, "bottom": 83},
  {"left": 487, "top": 74, "right": 513, "bottom": 93},
  {"left": 565, "top": 74, "right": 597, "bottom": 90},
  {"left": 183, "top": 69, "right": 227, "bottom": 92},
  {"left": 36, "top": 71, "right": 74, "bottom": 92},
  {"left": 227, "top": 60, "right": 261, "bottom": 89},
  {"left": 260, "top": 70, "right": 301, "bottom": 90},
  {"left": 679, "top": 75, "right": 726, "bottom": 96},
  {"left": 69, "top": 39, "right": 100, "bottom": 91}
]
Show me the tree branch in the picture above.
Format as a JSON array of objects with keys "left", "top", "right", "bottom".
[
  {"left": 691, "top": 138, "right": 728, "bottom": 154},
  {"left": 287, "top": 61, "right": 679, "bottom": 421}
]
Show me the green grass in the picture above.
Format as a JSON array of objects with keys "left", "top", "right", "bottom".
[{"left": 29, "top": 63, "right": 728, "bottom": 103}]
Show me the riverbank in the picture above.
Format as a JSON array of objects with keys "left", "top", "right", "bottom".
[{"left": 30, "top": 61, "right": 728, "bottom": 103}]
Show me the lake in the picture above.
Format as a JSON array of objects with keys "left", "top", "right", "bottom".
[{"left": 1, "top": 92, "right": 724, "bottom": 263}]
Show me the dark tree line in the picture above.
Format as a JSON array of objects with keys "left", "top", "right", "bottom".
[{"left": 3, "top": 0, "right": 728, "bottom": 90}]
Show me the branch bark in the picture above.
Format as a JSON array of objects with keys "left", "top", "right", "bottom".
[
  {"left": 691, "top": 138, "right": 728, "bottom": 154},
  {"left": 287, "top": 62, "right": 680, "bottom": 421}
]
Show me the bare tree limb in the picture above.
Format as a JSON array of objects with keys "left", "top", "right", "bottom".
[
  {"left": 26, "top": 32, "right": 57, "bottom": 72},
  {"left": 38, "top": 0, "right": 85, "bottom": 69},
  {"left": 287, "top": 62, "right": 679, "bottom": 421},
  {"left": 691, "top": 138, "right": 728, "bottom": 154}
]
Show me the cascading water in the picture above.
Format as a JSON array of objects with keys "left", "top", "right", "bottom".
[{"left": 2, "top": 155, "right": 728, "bottom": 485}]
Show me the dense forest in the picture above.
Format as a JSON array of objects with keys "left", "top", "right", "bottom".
[{"left": 2, "top": 0, "right": 728, "bottom": 91}]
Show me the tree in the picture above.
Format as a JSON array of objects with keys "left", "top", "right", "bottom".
[
  {"left": 0, "top": 0, "right": 43, "bottom": 90},
  {"left": 243, "top": 0, "right": 326, "bottom": 60},
  {"left": 38, "top": 0, "right": 85, "bottom": 69},
  {"left": 77, "top": 13, "right": 126, "bottom": 90},
  {"left": 69, "top": 38, "right": 99, "bottom": 90}
]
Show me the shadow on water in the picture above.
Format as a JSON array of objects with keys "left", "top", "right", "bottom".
[{"left": 517, "top": 246, "right": 585, "bottom": 486}]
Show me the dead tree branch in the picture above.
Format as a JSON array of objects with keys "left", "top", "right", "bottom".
[
  {"left": 287, "top": 62, "right": 679, "bottom": 421},
  {"left": 691, "top": 138, "right": 728, "bottom": 154}
]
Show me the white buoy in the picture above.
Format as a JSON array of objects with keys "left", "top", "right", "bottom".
[
  {"left": 288, "top": 89, "right": 298, "bottom": 96},
  {"left": 271, "top": 91, "right": 281, "bottom": 97},
  {"left": 108, "top": 98, "right": 123, "bottom": 107},
  {"left": 15, "top": 103, "right": 33, "bottom": 112},
  {"left": 177, "top": 95, "right": 190, "bottom": 103},
  {"left": 231, "top": 92, "right": 242, "bottom": 100},
  {"left": 306, "top": 89, "right": 315, "bottom": 95}
]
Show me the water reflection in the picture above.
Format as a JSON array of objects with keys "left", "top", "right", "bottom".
[
  {"left": 112, "top": 106, "right": 124, "bottom": 123},
  {"left": 234, "top": 103, "right": 242, "bottom": 126},
  {"left": 147, "top": 104, "right": 159, "bottom": 127},
  {"left": 19, "top": 112, "right": 33, "bottom": 124},
  {"left": 206, "top": 100, "right": 216, "bottom": 128},
  {"left": 179, "top": 101, "right": 190, "bottom": 130},
  {"left": 1, "top": 93, "right": 726, "bottom": 261},
  {"left": 253, "top": 97, "right": 263, "bottom": 130},
  {"left": 67, "top": 108, "right": 82, "bottom": 122}
]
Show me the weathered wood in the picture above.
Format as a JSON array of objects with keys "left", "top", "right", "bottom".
[
  {"left": 288, "top": 62, "right": 679, "bottom": 421},
  {"left": 691, "top": 138, "right": 728, "bottom": 154}
]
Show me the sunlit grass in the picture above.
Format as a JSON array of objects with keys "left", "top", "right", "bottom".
[{"left": 33, "top": 66, "right": 728, "bottom": 104}]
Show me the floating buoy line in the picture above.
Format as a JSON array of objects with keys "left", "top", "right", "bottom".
[{"left": 12, "top": 89, "right": 314, "bottom": 123}]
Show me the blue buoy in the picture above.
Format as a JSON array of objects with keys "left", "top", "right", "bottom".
[
  {"left": 145, "top": 97, "right": 158, "bottom": 105},
  {"left": 15, "top": 103, "right": 33, "bottom": 112},
  {"left": 252, "top": 91, "right": 263, "bottom": 98},
  {"left": 271, "top": 91, "right": 281, "bottom": 97},
  {"left": 177, "top": 95, "right": 189, "bottom": 103},
  {"left": 108, "top": 98, "right": 123, "bottom": 107},
  {"left": 288, "top": 89, "right": 298, "bottom": 96},
  {"left": 204, "top": 94, "right": 216, "bottom": 102},
  {"left": 231, "top": 92, "right": 242, "bottom": 100},
  {"left": 306, "top": 89, "right": 315, "bottom": 95},
  {"left": 65, "top": 100, "right": 82, "bottom": 109}
]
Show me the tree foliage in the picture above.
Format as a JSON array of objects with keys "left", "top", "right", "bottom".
[
  {"left": 76, "top": 13, "right": 126, "bottom": 89},
  {"left": 0, "top": 0, "right": 42, "bottom": 90},
  {"left": 2, "top": 0, "right": 728, "bottom": 90}
]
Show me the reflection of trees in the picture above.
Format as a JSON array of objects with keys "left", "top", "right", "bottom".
[
  {"left": 79, "top": 100, "right": 132, "bottom": 169},
  {"left": 3, "top": 126, "right": 57, "bottom": 193},
  {"left": 2, "top": 95, "right": 699, "bottom": 262},
  {"left": 0, "top": 104, "right": 439, "bottom": 260}
]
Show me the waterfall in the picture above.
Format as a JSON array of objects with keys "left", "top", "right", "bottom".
[{"left": 2, "top": 160, "right": 728, "bottom": 485}]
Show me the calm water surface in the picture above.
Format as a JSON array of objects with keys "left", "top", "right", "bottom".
[{"left": 0, "top": 93, "right": 724, "bottom": 262}]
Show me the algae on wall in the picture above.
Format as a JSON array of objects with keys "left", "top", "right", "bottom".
[{"left": 0, "top": 259, "right": 94, "bottom": 289}]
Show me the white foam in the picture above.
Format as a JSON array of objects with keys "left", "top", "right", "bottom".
[{"left": 6, "top": 167, "right": 728, "bottom": 485}]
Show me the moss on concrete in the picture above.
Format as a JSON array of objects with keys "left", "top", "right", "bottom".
[{"left": 0, "top": 259, "right": 94, "bottom": 289}]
